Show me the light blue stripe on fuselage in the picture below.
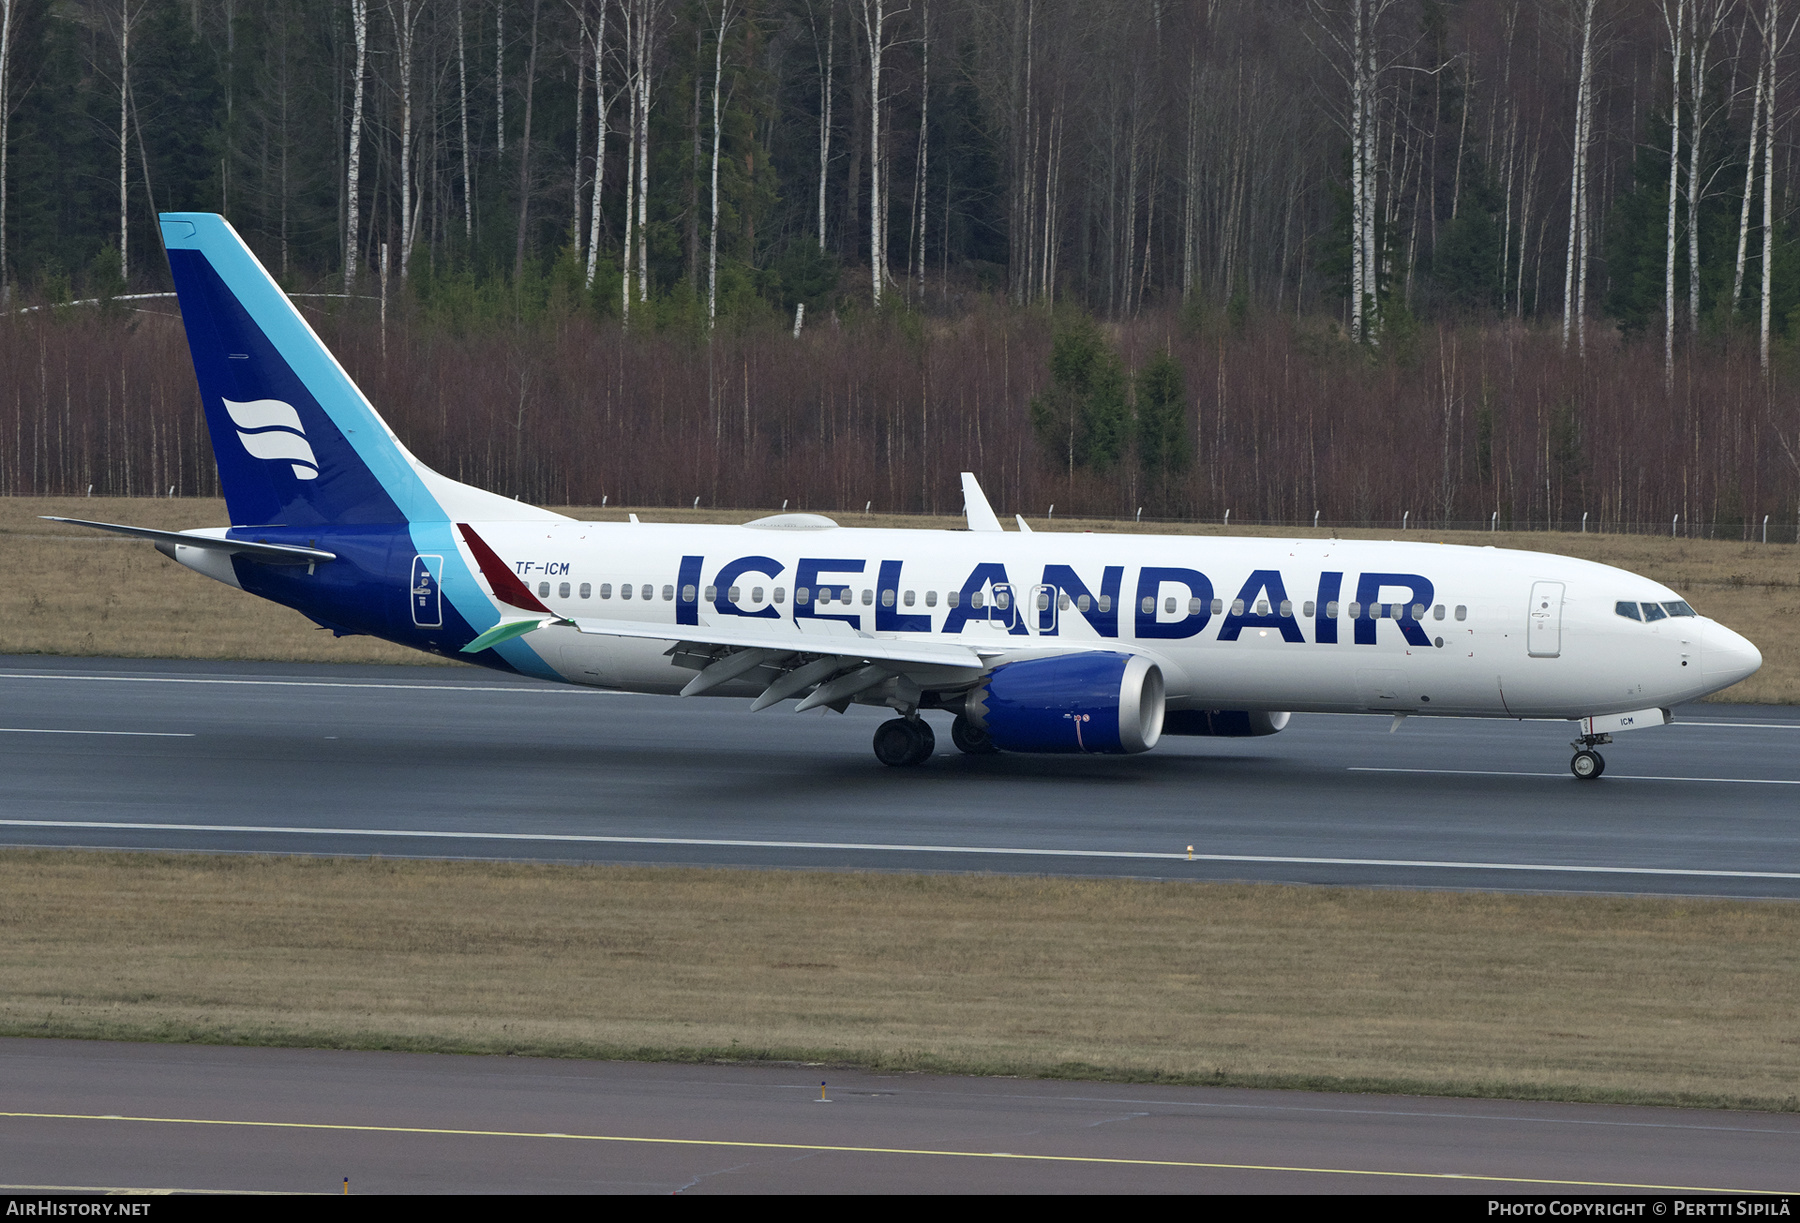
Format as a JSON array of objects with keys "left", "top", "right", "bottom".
[{"left": 407, "top": 519, "right": 559, "bottom": 680}]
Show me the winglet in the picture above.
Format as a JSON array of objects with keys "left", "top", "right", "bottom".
[
  {"left": 461, "top": 617, "right": 557, "bottom": 654},
  {"left": 961, "top": 473, "right": 1004, "bottom": 532},
  {"left": 457, "top": 523, "right": 554, "bottom": 613}
]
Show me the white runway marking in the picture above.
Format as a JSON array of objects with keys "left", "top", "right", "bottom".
[
  {"left": 0, "top": 728, "right": 194, "bottom": 738},
  {"left": 1678, "top": 721, "right": 1800, "bottom": 730},
  {"left": 0, "top": 672, "right": 615, "bottom": 695},
  {"left": 1, "top": 820, "right": 1795, "bottom": 881},
  {"left": 1353, "top": 767, "right": 1800, "bottom": 786}
]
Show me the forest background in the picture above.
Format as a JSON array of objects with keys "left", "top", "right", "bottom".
[{"left": 2, "top": 0, "right": 1800, "bottom": 539}]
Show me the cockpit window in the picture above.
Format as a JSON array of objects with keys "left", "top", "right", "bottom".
[
  {"left": 1662, "top": 600, "right": 1696, "bottom": 617},
  {"left": 1640, "top": 602, "right": 1667, "bottom": 622},
  {"left": 1615, "top": 601, "right": 1642, "bottom": 621}
]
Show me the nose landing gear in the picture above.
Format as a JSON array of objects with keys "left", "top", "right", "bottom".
[
  {"left": 873, "top": 716, "right": 936, "bottom": 767},
  {"left": 1569, "top": 732, "right": 1611, "bottom": 781}
]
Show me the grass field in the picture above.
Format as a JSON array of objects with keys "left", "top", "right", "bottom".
[
  {"left": 4, "top": 495, "right": 1795, "bottom": 700},
  {"left": 0, "top": 851, "right": 1794, "bottom": 1110}
]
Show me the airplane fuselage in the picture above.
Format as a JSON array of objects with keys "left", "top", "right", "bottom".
[{"left": 216, "top": 518, "right": 1745, "bottom": 721}]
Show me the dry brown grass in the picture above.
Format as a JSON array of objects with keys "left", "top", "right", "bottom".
[
  {"left": 1, "top": 851, "right": 1795, "bottom": 1108},
  {"left": 5, "top": 497, "right": 1794, "bottom": 699}
]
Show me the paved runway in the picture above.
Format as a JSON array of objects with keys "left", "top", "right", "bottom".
[
  {"left": 1, "top": 1039, "right": 1794, "bottom": 1195},
  {"left": 1, "top": 655, "right": 1797, "bottom": 898}
]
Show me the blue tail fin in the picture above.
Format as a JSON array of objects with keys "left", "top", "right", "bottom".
[{"left": 161, "top": 213, "right": 552, "bottom": 529}]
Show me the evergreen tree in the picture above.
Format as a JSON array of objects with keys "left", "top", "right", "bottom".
[
  {"left": 1030, "top": 315, "right": 1131, "bottom": 476},
  {"left": 1431, "top": 165, "right": 1501, "bottom": 313},
  {"left": 1135, "top": 347, "right": 1188, "bottom": 481}
]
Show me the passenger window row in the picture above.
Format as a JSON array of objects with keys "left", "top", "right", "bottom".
[
  {"left": 530, "top": 579, "right": 1469, "bottom": 628},
  {"left": 1129, "top": 597, "right": 1468, "bottom": 622},
  {"left": 531, "top": 583, "right": 1120, "bottom": 614}
]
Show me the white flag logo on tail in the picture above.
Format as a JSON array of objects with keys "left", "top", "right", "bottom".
[{"left": 223, "top": 398, "right": 319, "bottom": 480}]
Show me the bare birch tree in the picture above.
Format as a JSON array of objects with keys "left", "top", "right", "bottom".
[
  {"left": 1733, "top": 24, "right": 1766, "bottom": 313},
  {"left": 620, "top": 0, "right": 660, "bottom": 321},
  {"left": 1313, "top": 0, "right": 1397, "bottom": 344},
  {"left": 1686, "top": 0, "right": 1730, "bottom": 338},
  {"left": 808, "top": 0, "right": 834, "bottom": 251},
  {"left": 387, "top": 0, "right": 428, "bottom": 279},
  {"left": 1563, "top": 0, "right": 1599, "bottom": 354},
  {"left": 114, "top": 0, "right": 146, "bottom": 282},
  {"left": 496, "top": 0, "right": 506, "bottom": 155},
  {"left": 635, "top": 0, "right": 657, "bottom": 307},
  {"left": 512, "top": 0, "right": 541, "bottom": 284},
  {"left": 0, "top": 0, "right": 15, "bottom": 304},
  {"left": 346, "top": 0, "right": 370, "bottom": 288},
  {"left": 573, "top": 1, "right": 587, "bottom": 258},
  {"left": 1659, "top": 0, "right": 1685, "bottom": 384},
  {"left": 458, "top": 0, "right": 473, "bottom": 240},
  {"left": 910, "top": 0, "right": 928, "bottom": 301},
  {"left": 585, "top": 0, "right": 610, "bottom": 288},
  {"left": 855, "top": 0, "right": 907, "bottom": 307},
  {"left": 621, "top": 0, "right": 636, "bottom": 320},
  {"left": 1762, "top": 0, "right": 1788, "bottom": 369},
  {"left": 706, "top": 0, "right": 739, "bottom": 327}
]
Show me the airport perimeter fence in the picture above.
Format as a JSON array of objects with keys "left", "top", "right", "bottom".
[
  {"left": 1129, "top": 514, "right": 1800, "bottom": 544},
  {"left": 842, "top": 506, "right": 1800, "bottom": 544}
]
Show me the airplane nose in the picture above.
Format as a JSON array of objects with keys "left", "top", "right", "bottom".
[{"left": 1703, "top": 621, "right": 1763, "bottom": 690}]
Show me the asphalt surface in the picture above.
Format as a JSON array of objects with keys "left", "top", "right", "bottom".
[
  {"left": 1, "top": 1039, "right": 1794, "bottom": 1195},
  {"left": 1, "top": 655, "right": 1797, "bottom": 897}
]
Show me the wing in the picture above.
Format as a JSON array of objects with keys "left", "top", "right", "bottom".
[{"left": 453, "top": 521, "right": 1101, "bottom": 713}]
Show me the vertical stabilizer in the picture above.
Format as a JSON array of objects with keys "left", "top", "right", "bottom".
[{"left": 160, "top": 212, "right": 562, "bottom": 527}]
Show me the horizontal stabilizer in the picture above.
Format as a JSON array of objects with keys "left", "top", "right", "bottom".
[{"left": 42, "top": 517, "right": 336, "bottom": 564}]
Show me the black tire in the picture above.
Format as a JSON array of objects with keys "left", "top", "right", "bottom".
[
  {"left": 951, "top": 714, "right": 999, "bottom": 755},
  {"left": 905, "top": 719, "right": 937, "bottom": 766},
  {"left": 1571, "top": 749, "right": 1605, "bottom": 781},
  {"left": 874, "top": 718, "right": 927, "bottom": 767}
]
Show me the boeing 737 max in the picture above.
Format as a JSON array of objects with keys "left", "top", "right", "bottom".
[{"left": 52, "top": 214, "right": 1763, "bottom": 776}]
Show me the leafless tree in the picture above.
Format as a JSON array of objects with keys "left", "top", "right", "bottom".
[
  {"left": 457, "top": 0, "right": 473, "bottom": 240},
  {"left": 1563, "top": 0, "right": 1599, "bottom": 354},
  {"left": 585, "top": 0, "right": 611, "bottom": 289},
  {"left": 346, "top": 0, "right": 370, "bottom": 289},
  {"left": 0, "top": 0, "right": 16, "bottom": 304},
  {"left": 707, "top": 0, "right": 739, "bottom": 327},
  {"left": 387, "top": 0, "right": 429, "bottom": 279}
]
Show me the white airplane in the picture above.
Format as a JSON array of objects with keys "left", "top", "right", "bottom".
[{"left": 52, "top": 214, "right": 1762, "bottom": 777}]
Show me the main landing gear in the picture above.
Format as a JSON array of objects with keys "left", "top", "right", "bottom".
[
  {"left": 873, "top": 716, "right": 936, "bottom": 767},
  {"left": 1570, "top": 733, "right": 1611, "bottom": 781}
]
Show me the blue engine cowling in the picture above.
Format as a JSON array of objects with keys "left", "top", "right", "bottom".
[
  {"left": 963, "top": 653, "right": 1166, "bottom": 754},
  {"left": 1162, "top": 710, "right": 1291, "bottom": 737}
]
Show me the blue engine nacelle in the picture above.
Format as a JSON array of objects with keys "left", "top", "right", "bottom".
[
  {"left": 963, "top": 653, "right": 1166, "bottom": 754},
  {"left": 1162, "top": 710, "right": 1291, "bottom": 737}
]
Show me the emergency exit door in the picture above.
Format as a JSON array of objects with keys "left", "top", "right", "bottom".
[{"left": 411, "top": 554, "right": 444, "bottom": 628}]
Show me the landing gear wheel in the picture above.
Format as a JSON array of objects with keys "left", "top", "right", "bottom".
[
  {"left": 1571, "top": 749, "right": 1606, "bottom": 780},
  {"left": 874, "top": 717, "right": 935, "bottom": 767},
  {"left": 951, "top": 714, "right": 1000, "bottom": 755}
]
